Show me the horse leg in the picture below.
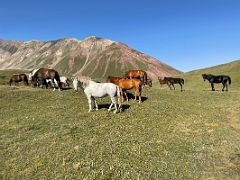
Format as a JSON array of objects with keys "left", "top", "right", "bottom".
[
  {"left": 120, "top": 89, "right": 124, "bottom": 102},
  {"left": 92, "top": 97, "right": 98, "bottom": 110},
  {"left": 138, "top": 88, "right": 142, "bottom": 103},
  {"left": 226, "top": 83, "right": 228, "bottom": 91},
  {"left": 222, "top": 83, "right": 225, "bottom": 91},
  {"left": 134, "top": 88, "right": 137, "bottom": 101},
  {"left": 167, "top": 82, "right": 172, "bottom": 90},
  {"left": 211, "top": 83, "right": 215, "bottom": 91},
  {"left": 124, "top": 90, "right": 128, "bottom": 101},
  {"left": 179, "top": 83, "right": 183, "bottom": 91},
  {"left": 172, "top": 83, "right": 175, "bottom": 90},
  {"left": 51, "top": 78, "right": 57, "bottom": 91},
  {"left": 88, "top": 97, "right": 93, "bottom": 112},
  {"left": 110, "top": 96, "right": 118, "bottom": 113}
]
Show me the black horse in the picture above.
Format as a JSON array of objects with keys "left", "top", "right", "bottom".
[
  {"left": 163, "top": 77, "right": 184, "bottom": 91},
  {"left": 202, "top": 74, "right": 231, "bottom": 91}
]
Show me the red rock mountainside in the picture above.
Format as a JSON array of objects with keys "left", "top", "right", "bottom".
[{"left": 0, "top": 36, "right": 180, "bottom": 79}]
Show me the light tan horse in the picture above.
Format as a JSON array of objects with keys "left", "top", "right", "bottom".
[{"left": 118, "top": 79, "right": 143, "bottom": 103}]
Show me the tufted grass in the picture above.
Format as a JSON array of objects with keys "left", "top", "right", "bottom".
[{"left": 0, "top": 65, "right": 240, "bottom": 179}]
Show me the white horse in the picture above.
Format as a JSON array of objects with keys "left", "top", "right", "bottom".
[
  {"left": 60, "top": 76, "right": 70, "bottom": 87},
  {"left": 73, "top": 78, "right": 121, "bottom": 113},
  {"left": 47, "top": 76, "right": 70, "bottom": 88}
]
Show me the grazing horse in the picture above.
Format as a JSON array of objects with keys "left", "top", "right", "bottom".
[
  {"left": 29, "top": 68, "right": 39, "bottom": 83},
  {"left": 46, "top": 76, "right": 70, "bottom": 88},
  {"left": 158, "top": 77, "right": 168, "bottom": 86},
  {"left": 73, "top": 78, "right": 121, "bottom": 113},
  {"left": 202, "top": 74, "right": 231, "bottom": 91},
  {"left": 163, "top": 77, "right": 184, "bottom": 91},
  {"left": 60, "top": 76, "right": 70, "bottom": 87},
  {"left": 9, "top": 74, "right": 29, "bottom": 86},
  {"left": 31, "top": 68, "right": 62, "bottom": 91},
  {"left": 106, "top": 75, "right": 129, "bottom": 100},
  {"left": 124, "top": 70, "right": 147, "bottom": 86},
  {"left": 118, "top": 79, "right": 143, "bottom": 103}
]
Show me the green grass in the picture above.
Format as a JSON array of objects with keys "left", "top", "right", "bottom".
[{"left": 0, "top": 64, "right": 240, "bottom": 179}]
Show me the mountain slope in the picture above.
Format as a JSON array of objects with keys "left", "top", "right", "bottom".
[{"left": 0, "top": 36, "right": 180, "bottom": 80}]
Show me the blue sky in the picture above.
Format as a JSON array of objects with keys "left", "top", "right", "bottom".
[{"left": 0, "top": 0, "right": 239, "bottom": 72}]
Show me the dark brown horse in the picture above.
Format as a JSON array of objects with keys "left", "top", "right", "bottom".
[
  {"left": 31, "top": 68, "right": 62, "bottom": 90},
  {"left": 164, "top": 77, "right": 184, "bottom": 91},
  {"left": 118, "top": 79, "right": 143, "bottom": 103},
  {"left": 9, "top": 74, "right": 29, "bottom": 86},
  {"left": 124, "top": 70, "right": 147, "bottom": 86}
]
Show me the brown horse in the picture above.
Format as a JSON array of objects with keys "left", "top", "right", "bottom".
[
  {"left": 106, "top": 75, "right": 129, "bottom": 100},
  {"left": 158, "top": 77, "right": 168, "bottom": 86},
  {"left": 9, "top": 74, "right": 29, "bottom": 86},
  {"left": 164, "top": 77, "right": 184, "bottom": 91},
  {"left": 31, "top": 68, "right": 62, "bottom": 90},
  {"left": 124, "top": 70, "right": 147, "bottom": 86},
  {"left": 106, "top": 75, "right": 123, "bottom": 85},
  {"left": 118, "top": 79, "right": 142, "bottom": 103}
]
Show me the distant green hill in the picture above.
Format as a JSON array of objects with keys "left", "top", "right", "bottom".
[{"left": 179, "top": 60, "right": 240, "bottom": 91}]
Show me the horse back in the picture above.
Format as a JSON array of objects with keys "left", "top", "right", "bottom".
[
  {"left": 106, "top": 76, "right": 122, "bottom": 85},
  {"left": 118, "top": 79, "right": 141, "bottom": 90}
]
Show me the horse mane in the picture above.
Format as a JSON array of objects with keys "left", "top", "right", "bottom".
[{"left": 78, "top": 78, "right": 92, "bottom": 89}]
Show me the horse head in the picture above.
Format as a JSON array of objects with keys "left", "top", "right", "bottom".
[
  {"left": 73, "top": 78, "right": 79, "bottom": 91},
  {"left": 202, "top": 74, "right": 207, "bottom": 81}
]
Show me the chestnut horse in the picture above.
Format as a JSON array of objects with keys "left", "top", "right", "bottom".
[
  {"left": 106, "top": 75, "right": 123, "bottom": 85},
  {"left": 124, "top": 70, "right": 147, "bottom": 86},
  {"left": 106, "top": 75, "right": 128, "bottom": 100},
  {"left": 9, "top": 74, "right": 29, "bottom": 86},
  {"left": 31, "top": 68, "right": 62, "bottom": 91},
  {"left": 118, "top": 79, "right": 143, "bottom": 103},
  {"left": 158, "top": 77, "right": 168, "bottom": 86}
]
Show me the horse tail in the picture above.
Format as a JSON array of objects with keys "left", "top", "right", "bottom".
[
  {"left": 25, "top": 75, "right": 29, "bottom": 86},
  {"left": 144, "top": 72, "right": 147, "bottom": 85},
  {"left": 227, "top": 76, "right": 231, "bottom": 85},
  {"left": 116, "top": 85, "right": 122, "bottom": 112},
  {"left": 182, "top": 79, "right": 184, "bottom": 85}
]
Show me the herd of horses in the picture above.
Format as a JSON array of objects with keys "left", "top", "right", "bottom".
[{"left": 8, "top": 68, "right": 232, "bottom": 113}]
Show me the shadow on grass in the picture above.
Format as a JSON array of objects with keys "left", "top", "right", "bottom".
[
  {"left": 61, "top": 87, "right": 73, "bottom": 91},
  {"left": 126, "top": 92, "right": 148, "bottom": 102},
  {"left": 203, "top": 89, "right": 227, "bottom": 92},
  {"left": 98, "top": 103, "right": 130, "bottom": 112}
]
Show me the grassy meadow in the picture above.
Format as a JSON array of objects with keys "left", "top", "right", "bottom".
[{"left": 0, "top": 62, "right": 240, "bottom": 179}]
